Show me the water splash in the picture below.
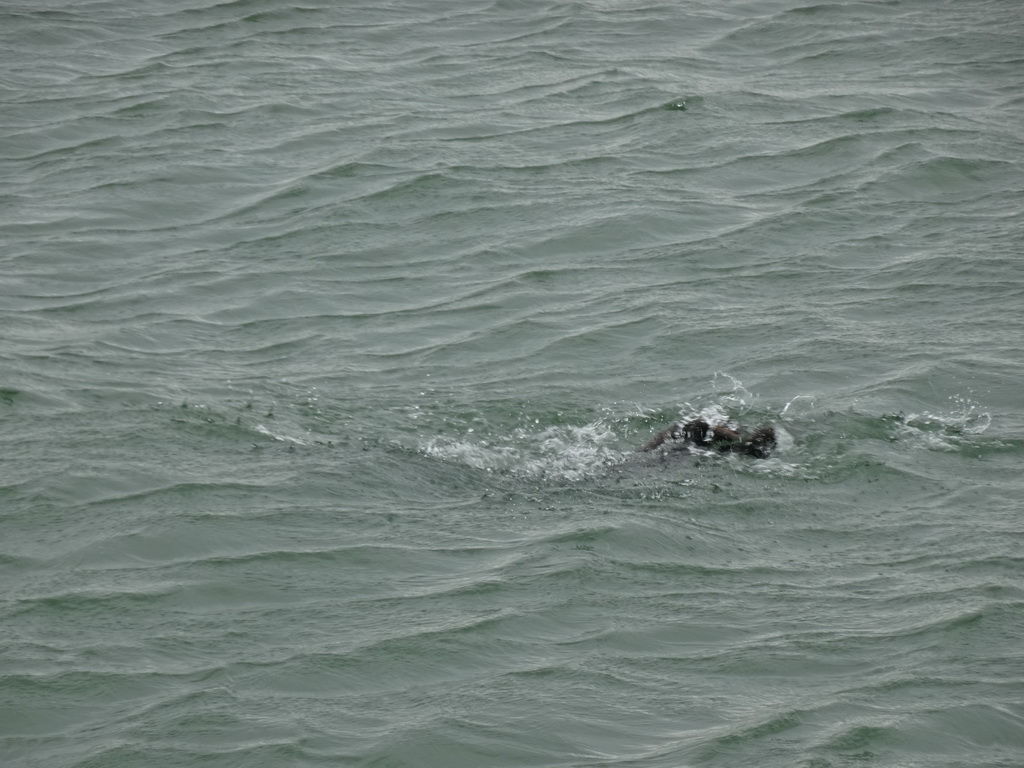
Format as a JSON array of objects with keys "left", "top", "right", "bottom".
[
  {"left": 423, "top": 420, "right": 627, "bottom": 481},
  {"left": 711, "top": 371, "right": 756, "bottom": 415},
  {"left": 893, "top": 394, "right": 992, "bottom": 451},
  {"left": 780, "top": 394, "right": 816, "bottom": 420}
]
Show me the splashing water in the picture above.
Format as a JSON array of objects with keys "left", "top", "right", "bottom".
[
  {"left": 894, "top": 394, "right": 992, "bottom": 451},
  {"left": 423, "top": 421, "right": 628, "bottom": 481}
]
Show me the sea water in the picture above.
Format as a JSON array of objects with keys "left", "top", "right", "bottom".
[{"left": 2, "top": 1, "right": 1023, "bottom": 766}]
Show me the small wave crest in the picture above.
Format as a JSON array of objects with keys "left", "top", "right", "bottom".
[{"left": 252, "top": 423, "right": 308, "bottom": 445}]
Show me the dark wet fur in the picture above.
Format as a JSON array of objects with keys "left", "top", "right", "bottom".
[{"left": 639, "top": 419, "right": 776, "bottom": 459}]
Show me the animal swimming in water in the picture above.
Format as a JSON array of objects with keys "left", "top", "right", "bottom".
[{"left": 639, "top": 418, "right": 777, "bottom": 459}]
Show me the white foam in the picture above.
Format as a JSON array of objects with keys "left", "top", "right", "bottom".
[{"left": 423, "top": 421, "right": 628, "bottom": 481}]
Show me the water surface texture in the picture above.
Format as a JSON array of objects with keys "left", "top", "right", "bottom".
[{"left": 2, "top": 1, "right": 1023, "bottom": 766}]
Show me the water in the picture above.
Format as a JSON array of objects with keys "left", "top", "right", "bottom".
[{"left": 2, "top": 1, "right": 1023, "bottom": 766}]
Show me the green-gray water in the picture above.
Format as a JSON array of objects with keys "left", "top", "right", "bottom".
[{"left": 2, "top": 1, "right": 1023, "bottom": 766}]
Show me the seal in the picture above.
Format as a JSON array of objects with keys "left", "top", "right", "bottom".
[{"left": 639, "top": 418, "right": 776, "bottom": 459}]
